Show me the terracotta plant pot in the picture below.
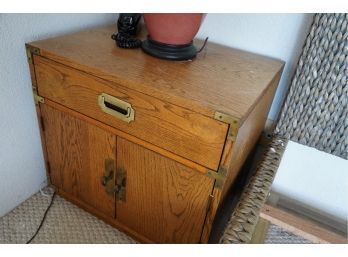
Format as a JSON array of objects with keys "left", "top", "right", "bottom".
[{"left": 143, "top": 13, "right": 205, "bottom": 45}]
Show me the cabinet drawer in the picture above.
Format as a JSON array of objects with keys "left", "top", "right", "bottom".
[{"left": 34, "top": 56, "right": 228, "bottom": 170}]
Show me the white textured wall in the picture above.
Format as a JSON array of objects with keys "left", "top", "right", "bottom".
[
  {"left": 0, "top": 14, "right": 117, "bottom": 217},
  {"left": 197, "top": 13, "right": 314, "bottom": 120}
]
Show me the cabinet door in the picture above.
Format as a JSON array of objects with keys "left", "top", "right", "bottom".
[
  {"left": 116, "top": 137, "right": 215, "bottom": 243},
  {"left": 41, "top": 105, "right": 116, "bottom": 218}
]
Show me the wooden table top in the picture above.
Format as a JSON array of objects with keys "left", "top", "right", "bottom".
[{"left": 28, "top": 25, "right": 284, "bottom": 123}]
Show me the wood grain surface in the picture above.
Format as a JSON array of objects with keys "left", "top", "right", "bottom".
[
  {"left": 57, "top": 188, "right": 154, "bottom": 243},
  {"left": 199, "top": 68, "right": 283, "bottom": 241},
  {"left": 200, "top": 187, "right": 222, "bottom": 243},
  {"left": 42, "top": 98, "right": 211, "bottom": 175},
  {"left": 35, "top": 55, "right": 227, "bottom": 171},
  {"left": 27, "top": 25, "right": 285, "bottom": 243},
  {"left": 28, "top": 25, "right": 284, "bottom": 123},
  {"left": 261, "top": 204, "right": 347, "bottom": 244},
  {"left": 220, "top": 69, "right": 283, "bottom": 200},
  {"left": 116, "top": 137, "right": 215, "bottom": 243},
  {"left": 42, "top": 104, "right": 116, "bottom": 218}
]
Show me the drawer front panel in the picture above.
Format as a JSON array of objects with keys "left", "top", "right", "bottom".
[{"left": 35, "top": 56, "right": 228, "bottom": 170}]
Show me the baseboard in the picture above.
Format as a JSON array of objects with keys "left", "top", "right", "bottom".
[{"left": 269, "top": 191, "right": 347, "bottom": 236}]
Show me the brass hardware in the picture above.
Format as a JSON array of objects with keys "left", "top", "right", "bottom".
[
  {"left": 101, "top": 159, "right": 116, "bottom": 196},
  {"left": 98, "top": 93, "right": 135, "bottom": 123},
  {"left": 101, "top": 160, "right": 127, "bottom": 201},
  {"left": 26, "top": 47, "right": 33, "bottom": 64},
  {"left": 116, "top": 167, "right": 127, "bottom": 202},
  {"left": 26, "top": 45, "right": 43, "bottom": 106},
  {"left": 32, "top": 85, "right": 44, "bottom": 106},
  {"left": 214, "top": 111, "right": 240, "bottom": 142},
  {"left": 34, "top": 93, "right": 45, "bottom": 105},
  {"left": 25, "top": 45, "right": 40, "bottom": 65},
  {"left": 206, "top": 166, "right": 227, "bottom": 189}
]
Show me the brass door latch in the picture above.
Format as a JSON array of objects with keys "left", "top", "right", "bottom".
[
  {"left": 115, "top": 167, "right": 127, "bottom": 201},
  {"left": 101, "top": 159, "right": 126, "bottom": 201}
]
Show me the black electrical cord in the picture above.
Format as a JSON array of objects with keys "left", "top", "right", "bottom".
[
  {"left": 111, "top": 14, "right": 142, "bottom": 49},
  {"left": 111, "top": 33, "right": 142, "bottom": 49},
  {"left": 26, "top": 191, "right": 56, "bottom": 244},
  {"left": 197, "top": 37, "right": 209, "bottom": 53}
]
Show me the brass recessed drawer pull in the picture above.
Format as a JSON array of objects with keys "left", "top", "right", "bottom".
[{"left": 98, "top": 93, "right": 135, "bottom": 123}]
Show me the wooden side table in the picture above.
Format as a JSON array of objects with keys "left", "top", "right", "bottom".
[{"left": 26, "top": 25, "right": 284, "bottom": 243}]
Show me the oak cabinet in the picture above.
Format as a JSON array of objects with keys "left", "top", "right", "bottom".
[
  {"left": 116, "top": 137, "right": 214, "bottom": 243},
  {"left": 26, "top": 25, "right": 284, "bottom": 243},
  {"left": 42, "top": 104, "right": 212, "bottom": 242},
  {"left": 42, "top": 105, "right": 116, "bottom": 218}
]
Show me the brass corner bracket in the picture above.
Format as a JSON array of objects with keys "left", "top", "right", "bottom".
[
  {"left": 214, "top": 111, "right": 240, "bottom": 142},
  {"left": 34, "top": 92, "right": 45, "bottom": 105},
  {"left": 207, "top": 166, "right": 227, "bottom": 189},
  {"left": 32, "top": 80, "right": 44, "bottom": 106},
  {"left": 25, "top": 44, "right": 40, "bottom": 65}
]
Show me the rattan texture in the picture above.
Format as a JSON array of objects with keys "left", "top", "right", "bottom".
[
  {"left": 275, "top": 13, "right": 348, "bottom": 160},
  {"left": 220, "top": 13, "right": 347, "bottom": 244},
  {"left": 219, "top": 137, "right": 287, "bottom": 243}
]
